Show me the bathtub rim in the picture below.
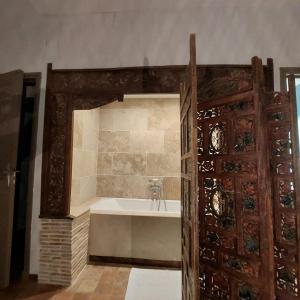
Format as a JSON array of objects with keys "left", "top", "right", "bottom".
[{"left": 90, "top": 197, "right": 181, "bottom": 218}]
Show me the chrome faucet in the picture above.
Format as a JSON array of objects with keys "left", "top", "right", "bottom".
[
  {"left": 149, "top": 178, "right": 161, "bottom": 201},
  {"left": 148, "top": 179, "right": 166, "bottom": 211}
]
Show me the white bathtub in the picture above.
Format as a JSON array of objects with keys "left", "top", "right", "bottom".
[
  {"left": 89, "top": 197, "right": 181, "bottom": 264},
  {"left": 90, "top": 197, "right": 181, "bottom": 218}
]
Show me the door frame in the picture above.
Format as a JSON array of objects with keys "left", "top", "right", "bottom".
[
  {"left": 280, "top": 67, "right": 300, "bottom": 91},
  {"left": 21, "top": 72, "right": 41, "bottom": 279}
]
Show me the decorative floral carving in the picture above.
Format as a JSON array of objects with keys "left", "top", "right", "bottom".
[
  {"left": 268, "top": 111, "right": 287, "bottom": 122},
  {"left": 197, "top": 98, "right": 253, "bottom": 121},
  {"left": 207, "top": 231, "right": 220, "bottom": 245},
  {"left": 223, "top": 160, "right": 257, "bottom": 174},
  {"left": 235, "top": 133, "right": 254, "bottom": 152},
  {"left": 265, "top": 91, "right": 289, "bottom": 106},
  {"left": 276, "top": 265, "right": 298, "bottom": 296},
  {"left": 271, "top": 161, "right": 293, "bottom": 175},
  {"left": 197, "top": 125, "right": 204, "bottom": 156},
  {"left": 211, "top": 272, "right": 230, "bottom": 299},
  {"left": 223, "top": 255, "right": 259, "bottom": 277},
  {"left": 265, "top": 91, "right": 300, "bottom": 298},
  {"left": 223, "top": 161, "right": 242, "bottom": 173},
  {"left": 198, "top": 72, "right": 253, "bottom": 101},
  {"left": 198, "top": 160, "right": 214, "bottom": 173},
  {"left": 279, "top": 180, "right": 295, "bottom": 209},
  {"left": 234, "top": 117, "right": 255, "bottom": 152},
  {"left": 238, "top": 284, "right": 258, "bottom": 300},
  {"left": 243, "top": 223, "right": 260, "bottom": 255},
  {"left": 204, "top": 178, "right": 235, "bottom": 230},
  {"left": 281, "top": 214, "right": 297, "bottom": 243},
  {"left": 274, "top": 245, "right": 297, "bottom": 263},
  {"left": 200, "top": 247, "right": 217, "bottom": 263},
  {"left": 44, "top": 94, "right": 68, "bottom": 215},
  {"left": 209, "top": 122, "right": 227, "bottom": 155},
  {"left": 241, "top": 181, "right": 257, "bottom": 213}
]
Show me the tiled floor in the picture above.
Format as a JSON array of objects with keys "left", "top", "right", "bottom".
[{"left": 0, "top": 265, "right": 131, "bottom": 300}]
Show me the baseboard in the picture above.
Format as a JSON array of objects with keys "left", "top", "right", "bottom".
[{"left": 89, "top": 255, "right": 182, "bottom": 269}]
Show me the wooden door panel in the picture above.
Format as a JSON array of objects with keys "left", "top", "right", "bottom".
[
  {"left": 0, "top": 70, "right": 23, "bottom": 289},
  {"left": 181, "top": 34, "right": 198, "bottom": 300},
  {"left": 197, "top": 58, "right": 275, "bottom": 299},
  {"left": 264, "top": 79, "right": 300, "bottom": 299}
]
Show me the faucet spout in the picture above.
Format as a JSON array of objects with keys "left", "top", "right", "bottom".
[{"left": 148, "top": 178, "right": 163, "bottom": 210}]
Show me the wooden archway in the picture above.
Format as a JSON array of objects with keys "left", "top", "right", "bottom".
[{"left": 40, "top": 62, "right": 274, "bottom": 218}]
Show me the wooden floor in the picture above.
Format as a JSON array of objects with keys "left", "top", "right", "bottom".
[{"left": 0, "top": 265, "right": 131, "bottom": 300}]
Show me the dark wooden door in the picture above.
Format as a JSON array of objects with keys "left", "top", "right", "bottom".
[
  {"left": 0, "top": 70, "right": 24, "bottom": 289},
  {"left": 197, "top": 57, "right": 275, "bottom": 299},
  {"left": 264, "top": 77, "right": 300, "bottom": 299},
  {"left": 181, "top": 34, "right": 198, "bottom": 300}
]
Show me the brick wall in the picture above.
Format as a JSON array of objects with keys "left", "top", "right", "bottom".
[{"left": 39, "top": 212, "right": 90, "bottom": 286}]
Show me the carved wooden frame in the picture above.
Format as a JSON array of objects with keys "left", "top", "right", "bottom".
[{"left": 41, "top": 62, "right": 274, "bottom": 218}]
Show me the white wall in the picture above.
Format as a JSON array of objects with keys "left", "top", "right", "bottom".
[{"left": 0, "top": 0, "right": 300, "bottom": 274}]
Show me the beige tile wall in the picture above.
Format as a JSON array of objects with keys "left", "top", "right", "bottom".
[
  {"left": 71, "top": 109, "right": 100, "bottom": 207},
  {"left": 97, "top": 97, "right": 181, "bottom": 200}
]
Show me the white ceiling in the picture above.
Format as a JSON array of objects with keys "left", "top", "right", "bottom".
[
  {"left": 28, "top": 0, "right": 298, "bottom": 15},
  {"left": 28, "top": 0, "right": 189, "bottom": 15}
]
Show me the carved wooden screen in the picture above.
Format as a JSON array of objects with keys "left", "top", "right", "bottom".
[
  {"left": 264, "top": 77, "right": 300, "bottom": 299},
  {"left": 197, "top": 57, "right": 275, "bottom": 299},
  {"left": 181, "top": 34, "right": 198, "bottom": 300}
]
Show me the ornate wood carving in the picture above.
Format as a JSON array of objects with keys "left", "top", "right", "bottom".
[
  {"left": 197, "top": 60, "right": 273, "bottom": 102},
  {"left": 47, "top": 65, "right": 185, "bottom": 95},
  {"left": 41, "top": 93, "right": 69, "bottom": 217},
  {"left": 197, "top": 57, "right": 275, "bottom": 299},
  {"left": 264, "top": 82, "right": 300, "bottom": 299},
  {"left": 41, "top": 62, "right": 273, "bottom": 219},
  {"left": 41, "top": 64, "right": 186, "bottom": 218},
  {"left": 198, "top": 69, "right": 253, "bottom": 101}
]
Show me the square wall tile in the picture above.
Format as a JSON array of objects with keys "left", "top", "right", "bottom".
[
  {"left": 148, "top": 108, "right": 180, "bottom": 131},
  {"left": 97, "top": 175, "right": 150, "bottom": 199},
  {"left": 99, "top": 109, "right": 115, "bottom": 130},
  {"left": 97, "top": 153, "right": 113, "bottom": 175},
  {"left": 99, "top": 131, "right": 130, "bottom": 152},
  {"left": 130, "top": 130, "right": 164, "bottom": 153},
  {"left": 71, "top": 178, "right": 81, "bottom": 206},
  {"left": 164, "top": 130, "right": 180, "bottom": 154},
  {"left": 71, "top": 176, "right": 97, "bottom": 206},
  {"left": 112, "top": 153, "right": 146, "bottom": 175},
  {"left": 73, "top": 112, "right": 83, "bottom": 148},
  {"left": 82, "top": 128, "right": 98, "bottom": 151},
  {"left": 79, "top": 176, "right": 97, "bottom": 203},
  {"left": 81, "top": 151, "right": 97, "bottom": 177},
  {"left": 113, "top": 109, "right": 148, "bottom": 131},
  {"left": 146, "top": 153, "right": 180, "bottom": 177},
  {"left": 163, "top": 177, "right": 181, "bottom": 200},
  {"left": 72, "top": 148, "right": 83, "bottom": 179},
  {"left": 97, "top": 175, "right": 131, "bottom": 198}
]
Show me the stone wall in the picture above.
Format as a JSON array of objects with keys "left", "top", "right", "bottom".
[
  {"left": 97, "top": 97, "right": 181, "bottom": 200},
  {"left": 71, "top": 109, "right": 99, "bottom": 207},
  {"left": 39, "top": 212, "right": 89, "bottom": 286}
]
